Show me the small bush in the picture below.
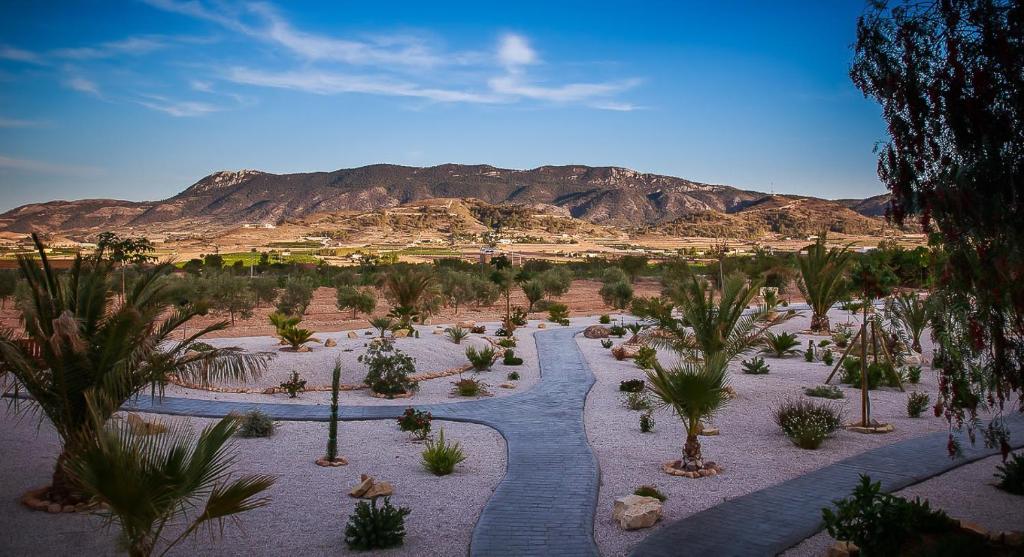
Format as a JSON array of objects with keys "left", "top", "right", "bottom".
[
  {"left": 599, "top": 314, "right": 612, "bottom": 324},
  {"left": 397, "top": 407, "right": 432, "bottom": 440},
  {"left": 619, "top": 379, "right": 645, "bottom": 392},
  {"left": 601, "top": 339, "right": 614, "bottom": 349},
  {"left": 761, "top": 331, "right": 801, "bottom": 357},
  {"left": 639, "top": 412, "right": 655, "bottom": 433},
  {"left": 818, "top": 339, "right": 832, "bottom": 348},
  {"left": 502, "top": 349, "right": 523, "bottom": 366},
  {"left": 805, "top": 341, "right": 815, "bottom": 362},
  {"left": 741, "top": 356, "right": 770, "bottom": 375},
  {"left": 280, "top": 371, "right": 307, "bottom": 398},
  {"left": 621, "top": 391, "right": 652, "bottom": 411},
  {"left": 547, "top": 303, "right": 569, "bottom": 323},
  {"left": 906, "top": 365, "right": 922, "bottom": 384},
  {"left": 609, "top": 325, "right": 626, "bottom": 338},
  {"left": 804, "top": 385, "right": 845, "bottom": 399},
  {"left": 507, "top": 371, "right": 520, "bottom": 381},
  {"left": 832, "top": 324, "right": 854, "bottom": 348},
  {"left": 497, "top": 338, "right": 516, "bottom": 348},
  {"left": 774, "top": 398, "right": 843, "bottom": 449},
  {"left": 994, "top": 453, "right": 1024, "bottom": 495},
  {"left": 421, "top": 429, "right": 466, "bottom": 476},
  {"left": 361, "top": 339, "right": 418, "bottom": 397},
  {"left": 466, "top": 346, "right": 497, "bottom": 371},
  {"left": 634, "top": 485, "right": 666, "bottom": 501},
  {"left": 839, "top": 357, "right": 889, "bottom": 390},
  {"left": 188, "top": 341, "right": 215, "bottom": 352},
  {"left": 445, "top": 326, "right": 469, "bottom": 344},
  {"left": 344, "top": 497, "right": 411, "bottom": 550},
  {"left": 906, "top": 392, "right": 930, "bottom": 418},
  {"left": 634, "top": 346, "right": 658, "bottom": 370},
  {"left": 236, "top": 410, "right": 275, "bottom": 438},
  {"left": 821, "top": 349, "right": 834, "bottom": 366},
  {"left": 452, "top": 377, "right": 488, "bottom": 397},
  {"left": 470, "top": 325, "right": 486, "bottom": 334}
]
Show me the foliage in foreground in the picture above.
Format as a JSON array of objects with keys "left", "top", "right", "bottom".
[
  {"left": 994, "top": 453, "right": 1024, "bottom": 496},
  {"left": 344, "top": 497, "right": 411, "bottom": 550},
  {"left": 906, "top": 392, "right": 930, "bottom": 418},
  {"left": 421, "top": 429, "right": 466, "bottom": 476}
]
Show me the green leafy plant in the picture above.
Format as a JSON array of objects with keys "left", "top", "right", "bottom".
[
  {"left": 506, "top": 371, "right": 520, "bottom": 381},
  {"left": 547, "top": 302, "right": 569, "bottom": 323},
  {"left": 421, "top": 428, "right": 466, "bottom": 476},
  {"left": 360, "top": 339, "right": 418, "bottom": 397},
  {"left": 497, "top": 338, "right": 516, "bottom": 348},
  {"left": 279, "top": 326, "right": 320, "bottom": 350},
  {"left": 761, "top": 331, "right": 801, "bottom": 358},
  {"left": 804, "top": 340, "right": 816, "bottom": 362},
  {"left": 798, "top": 232, "right": 852, "bottom": 333},
  {"left": 818, "top": 339, "right": 832, "bottom": 348},
  {"left": 601, "top": 339, "right": 614, "bottom": 349},
  {"left": 502, "top": 349, "right": 523, "bottom": 366},
  {"left": 906, "top": 392, "right": 930, "bottom": 418},
  {"left": 906, "top": 365, "right": 922, "bottom": 384},
  {"left": 466, "top": 345, "right": 497, "bottom": 371},
  {"left": 188, "top": 341, "right": 215, "bottom": 352},
  {"left": 634, "top": 346, "right": 658, "bottom": 370},
  {"left": 279, "top": 371, "right": 307, "bottom": 398},
  {"left": 269, "top": 311, "right": 301, "bottom": 336},
  {"left": 609, "top": 325, "right": 626, "bottom": 338},
  {"left": 599, "top": 314, "right": 612, "bottom": 324},
  {"left": 369, "top": 316, "right": 395, "bottom": 338},
  {"left": 236, "top": 410, "right": 275, "bottom": 438},
  {"left": 621, "top": 390, "right": 652, "bottom": 411},
  {"left": 452, "top": 377, "right": 488, "bottom": 397},
  {"left": 326, "top": 359, "right": 342, "bottom": 461},
  {"left": 889, "top": 292, "right": 929, "bottom": 353},
  {"left": 741, "top": 356, "right": 770, "bottom": 375},
  {"left": 397, "top": 407, "right": 432, "bottom": 440},
  {"left": 619, "top": 379, "right": 645, "bottom": 393},
  {"left": 344, "top": 497, "right": 411, "bottom": 550},
  {"left": 774, "top": 398, "right": 843, "bottom": 449},
  {"left": 804, "top": 385, "right": 845, "bottom": 399},
  {"left": 445, "top": 325, "right": 469, "bottom": 344},
  {"left": 639, "top": 411, "right": 655, "bottom": 433},
  {"left": 821, "top": 349, "right": 834, "bottom": 366},
  {"left": 633, "top": 485, "right": 666, "bottom": 502},
  {"left": 831, "top": 323, "right": 854, "bottom": 348},
  {"left": 994, "top": 453, "right": 1024, "bottom": 495}
]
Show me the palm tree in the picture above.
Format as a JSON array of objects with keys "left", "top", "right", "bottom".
[
  {"left": 383, "top": 266, "right": 438, "bottom": 327},
  {"left": 889, "top": 292, "right": 929, "bottom": 353},
  {"left": 67, "top": 406, "right": 274, "bottom": 557},
  {"left": 645, "top": 354, "right": 731, "bottom": 469},
  {"left": 0, "top": 235, "right": 271, "bottom": 505},
  {"left": 798, "top": 233, "right": 852, "bottom": 333},
  {"left": 278, "top": 326, "right": 320, "bottom": 350}
]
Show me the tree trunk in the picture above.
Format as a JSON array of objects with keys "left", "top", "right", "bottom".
[
  {"left": 128, "top": 534, "right": 155, "bottom": 557},
  {"left": 810, "top": 312, "right": 830, "bottom": 333},
  {"left": 44, "top": 450, "right": 85, "bottom": 505},
  {"left": 683, "top": 433, "right": 703, "bottom": 468}
]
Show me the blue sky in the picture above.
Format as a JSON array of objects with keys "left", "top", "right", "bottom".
[{"left": 0, "top": 1, "right": 888, "bottom": 211}]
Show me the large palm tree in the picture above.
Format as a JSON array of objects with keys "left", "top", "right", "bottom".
[
  {"left": 0, "top": 235, "right": 271, "bottom": 505},
  {"left": 383, "top": 266, "right": 439, "bottom": 327},
  {"left": 67, "top": 405, "right": 274, "bottom": 557},
  {"left": 645, "top": 353, "right": 731, "bottom": 468},
  {"left": 798, "top": 233, "right": 852, "bottom": 333}
]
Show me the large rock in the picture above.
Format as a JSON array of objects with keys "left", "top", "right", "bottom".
[
  {"left": 349, "top": 474, "right": 393, "bottom": 499},
  {"left": 347, "top": 331, "right": 359, "bottom": 339},
  {"left": 612, "top": 495, "right": 662, "bottom": 530},
  {"left": 393, "top": 329, "right": 410, "bottom": 339},
  {"left": 457, "top": 320, "right": 476, "bottom": 329},
  {"left": 583, "top": 325, "right": 611, "bottom": 339},
  {"left": 324, "top": 338, "right": 337, "bottom": 347}
]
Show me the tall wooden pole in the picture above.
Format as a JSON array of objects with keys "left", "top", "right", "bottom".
[{"left": 861, "top": 302, "right": 870, "bottom": 426}]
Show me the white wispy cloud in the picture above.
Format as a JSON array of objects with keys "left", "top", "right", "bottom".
[
  {"left": 0, "top": 45, "right": 45, "bottom": 65},
  {"left": 0, "top": 154, "right": 102, "bottom": 177},
  {"left": 136, "top": 95, "right": 221, "bottom": 117},
  {"left": 190, "top": 79, "right": 214, "bottom": 92},
  {"left": 0, "top": 117, "right": 46, "bottom": 128},
  {"left": 497, "top": 34, "right": 537, "bottom": 68},
  {"left": 51, "top": 36, "right": 169, "bottom": 60},
  {"left": 64, "top": 75, "right": 101, "bottom": 96}
]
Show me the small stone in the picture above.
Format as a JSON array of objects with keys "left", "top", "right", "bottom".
[
  {"left": 324, "top": 338, "right": 337, "bottom": 347},
  {"left": 537, "top": 323, "right": 546, "bottom": 329},
  {"left": 349, "top": 475, "right": 374, "bottom": 498},
  {"left": 959, "top": 520, "right": 989, "bottom": 538},
  {"left": 583, "top": 325, "right": 611, "bottom": 339},
  {"left": 262, "top": 387, "right": 277, "bottom": 395},
  {"left": 296, "top": 345, "right": 312, "bottom": 352},
  {"left": 704, "top": 461, "right": 717, "bottom": 469},
  {"left": 612, "top": 495, "right": 662, "bottom": 530},
  {"left": 433, "top": 329, "right": 442, "bottom": 335},
  {"left": 499, "top": 382, "right": 516, "bottom": 389},
  {"left": 698, "top": 427, "right": 720, "bottom": 436},
  {"left": 347, "top": 331, "right": 359, "bottom": 339},
  {"left": 706, "top": 468, "right": 718, "bottom": 476},
  {"left": 458, "top": 321, "right": 476, "bottom": 329},
  {"left": 363, "top": 481, "right": 394, "bottom": 499},
  {"left": 46, "top": 503, "right": 62, "bottom": 514},
  {"left": 393, "top": 329, "right": 409, "bottom": 339},
  {"left": 827, "top": 541, "right": 859, "bottom": 557},
  {"left": 62, "top": 505, "right": 76, "bottom": 513}
]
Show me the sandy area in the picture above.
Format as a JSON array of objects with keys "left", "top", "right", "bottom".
[
  {"left": 0, "top": 411, "right": 506, "bottom": 556},
  {"left": 581, "top": 307, "right": 956, "bottom": 557},
  {"left": 784, "top": 451, "right": 1024, "bottom": 556}
]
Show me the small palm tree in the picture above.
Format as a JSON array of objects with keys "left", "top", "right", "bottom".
[
  {"left": 369, "top": 316, "right": 395, "bottom": 338},
  {"left": 279, "top": 326, "right": 319, "bottom": 350},
  {"left": 889, "top": 292, "right": 929, "bottom": 353},
  {"left": 269, "top": 312, "right": 300, "bottom": 336},
  {"left": 383, "top": 266, "right": 439, "bottom": 326},
  {"left": 67, "top": 407, "right": 275, "bottom": 557},
  {"left": 761, "top": 331, "right": 802, "bottom": 357},
  {"left": 645, "top": 354, "right": 731, "bottom": 469},
  {"left": 798, "top": 233, "right": 852, "bottom": 333}
]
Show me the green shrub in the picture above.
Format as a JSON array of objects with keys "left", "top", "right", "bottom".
[
  {"left": 621, "top": 391, "right": 652, "bottom": 411},
  {"left": 906, "top": 392, "right": 930, "bottom": 418},
  {"left": 619, "top": 379, "right": 645, "bottom": 392},
  {"left": 445, "top": 326, "right": 469, "bottom": 344},
  {"left": 280, "top": 371, "right": 306, "bottom": 398},
  {"left": 236, "top": 410, "right": 275, "bottom": 438},
  {"left": 821, "top": 349, "right": 834, "bottom": 366},
  {"left": 599, "top": 314, "right": 611, "bottom": 324},
  {"left": 601, "top": 339, "right": 613, "bottom": 349},
  {"left": 634, "top": 485, "right": 666, "bottom": 501},
  {"left": 994, "top": 453, "right": 1024, "bottom": 495},
  {"left": 804, "top": 385, "right": 845, "bottom": 399},
  {"left": 451, "top": 377, "right": 488, "bottom": 397},
  {"left": 639, "top": 412, "right": 655, "bottom": 433},
  {"left": 466, "top": 346, "right": 497, "bottom": 371},
  {"left": 421, "top": 429, "right": 466, "bottom": 475},
  {"left": 507, "top": 371, "right": 520, "bottom": 381},
  {"left": 762, "top": 331, "right": 802, "bottom": 357},
  {"left": 547, "top": 303, "right": 569, "bottom": 323},
  {"left": 609, "top": 325, "right": 626, "bottom": 338},
  {"left": 818, "top": 339, "right": 832, "bottom": 348},
  {"left": 344, "top": 497, "right": 411, "bottom": 550},
  {"left": 839, "top": 357, "right": 889, "bottom": 390},
  {"left": 805, "top": 340, "right": 815, "bottom": 362},
  {"left": 360, "top": 339, "right": 418, "bottom": 397},
  {"left": 741, "top": 356, "right": 770, "bottom": 374},
  {"left": 822, "top": 475, "right": 956, "bottom": 557},
  {"left": 774, "top": 398, "right": 843, "bottom": 449},
  {"left": 502, "top": 349, "right": 523, "bottom": 366},
  {"left": 634, "top": 346, "right": 658, "bottom": 370},
  {"left": 188, "top": 341, "right": 215, "bottom": 352},
  {"left": 497, "top": 338, "right": 516, "bottom": 348},
  {"left": 832, "top": 324, "right": 853, "bottom": 348},
  {"left": 906, "top": 365, "right": 922, "bottom": 384},
  {"left": 397, "top": 407, "right": 432, "bottom": 440}
]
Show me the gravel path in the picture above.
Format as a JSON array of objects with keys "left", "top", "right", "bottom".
[
  {"left": 580, "top": 307, "right": 958, "bottom": 557},
  {"left": 0, "top": 412, "right": 506, "bottom": 556}
]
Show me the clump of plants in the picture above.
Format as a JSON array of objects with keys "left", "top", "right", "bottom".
[
  {"left": 235, "top": 410, "right": 275, "bottom": 438},
  {"left": 822, "top": 475, "right": 957, "bottom": 557},
  {"left": 609, "top": 325, "right": 626, "bottom": 338},
  {"left": 466, "top": 346, "right": 497, "bottom": 371},
  {"left": 421, "top": 429, "right": 466, "bottom": 476},
  {"left": 831, "top": 323, "right": 853, "bottom": 348},
  {"left": 761, "top": 331, "right": 801, "bottom": 358},
  {"left": 639, "top": 411, "right": 655, "bottom": 433},
  {"left": 507, "top": 371, "right": 520, "bottom": 381},
  {"left": 741, "top": 356, "right": 770, "bottom": 375},
  {"left": 497, "top": 338, "right": 516, "bottom": 348},
  {"left": 634, "top": 346, "right": 658, "bottom": 370},
  {"left": 344, "top": 497, "right": 411, "bottom": 550},
  {"left": 906, "top": 365, "right": 922, "bottom": 384},
  {"left": 502, "top": 349, "right": 523, "bottom": 366},
  {"left": 619, "top": 379, "right": 645, "bottom": 393},
  {"left": 452, "top": 377, "right": 489, "bottom": 397},
  {"left": 994, "top": 453, "right": 1024, "bottom": 495},
  {"left": 397, "top": 407, "right": 432, "bottom": 440},
  {"left": 838, "top": 357, "right": 895, "bottom": 390},
  {"left": 470, "top": 325, "right": 486, "bottom": 334},
  {"left": 621, "top": 390, "right": 652, "bottom": 411},
  {"left": 773, "top": 398, "right": 843, "bottom": 449},
  {"left": 804, "top": 340, "right": 816, "bottom": 362},
  {"left": 599, "top": 314, "right": 612, "bottom": 324},
  {"left": 445, "top": 325, "right": 469, "bottom": 344},
  {"left": 818, "top": 339, "right": 832, "bottom": 348},
  {"left": 280, "top": 371, "right": 307, "bottom": 398},
  {"left": 601, "top": 339, "right": 614, "bottom": 349},
  {"left": 804, "top": 385, "right": 845, "bottom": 399},
  {"left": 633, "top": 485, "right": 666, "bottom": 502},
  {"left": 547, "top": 303, "right": 570, "bottom": 325},
  {"left": 360, "top": 339, "right": 418, "bottom": 397},
  {"left": 906, "top": 392, "right": 930, "bottom": 418},
  {"left": 821, "top": 348, "right": 834, "bottom": 366}
]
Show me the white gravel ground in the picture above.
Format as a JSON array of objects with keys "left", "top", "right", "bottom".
[
  {"left": 0, "top": 410, "right": 506, "bottom": 556},
  {"left": 581, "top": 307, "right": 963, "bottom": 557},
  {"left": 164, "top": 320, "right": 541, "bottom": 406},
  {"left": 784, "top": 451, "right": 1024, "bottom": 556}
]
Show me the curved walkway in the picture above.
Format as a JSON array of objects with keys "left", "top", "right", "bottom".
[
  {"left": 629, "top": 413, "right": 1024, "bottom": 557},
  {"left": 125, "top": 327, "right": 600, "bottom": 557}
]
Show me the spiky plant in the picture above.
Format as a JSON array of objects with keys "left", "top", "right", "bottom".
[
  {"left": 66, "top": 408, "right": 275, "bottom": 557},
  {"left": 889, "top": 292, "right": 929, "bottom": 353},
  {"left": 382, "top": 266, "right": 439, "bottom": 327},
  {"left": 797, "top": 233, "right": 852, "bottom": 333},
  {"left": 0, "top": 235, "right": 271, "bottom": 506},
  {"left": 344, "top": 497, "right": 411, "bottom": 550},
  {"left": 369, "top": 316, "right": 395, "bottom": 338},
  {"left": 268, "top": 311, "right": 301, "bottom": 336},
  {"left": 326, "top": 359, "right": 342, "bottom": 461},
  {"left": 761, "top": 331, "right": 802, "bottom": 358},
  {"left": 278, "top": 327, "right": 320, "bottom": 350},
  {"left": 644, "top": 354, "right": 731, "bottom": 468}
]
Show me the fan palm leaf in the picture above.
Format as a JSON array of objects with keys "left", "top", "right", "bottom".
[
  {"left": 644, "top": 353, "right": 730, "bottom": 465},
  {"left": 797, "top": 232, "right": 852, "bottom": 333}
]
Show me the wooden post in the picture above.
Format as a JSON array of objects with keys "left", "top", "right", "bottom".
[
  {"left": 825, "top": 325, "right": 863, "bottom": 384},
  {"left": 861, "top": 303, "right": 870, "bottom": 426}
]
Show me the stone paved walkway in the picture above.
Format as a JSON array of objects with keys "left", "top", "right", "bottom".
[
  {"left": 629, "top": 413, "right": 1024, "bottom": 557},
  {"left": 125, "top": 327, "right": 600, "bottom": 557}
]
